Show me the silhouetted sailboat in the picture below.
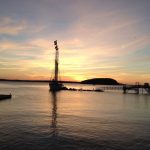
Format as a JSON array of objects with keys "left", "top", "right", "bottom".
[{"left": 49, "top": 41, "right": 66, "bottom": 91}]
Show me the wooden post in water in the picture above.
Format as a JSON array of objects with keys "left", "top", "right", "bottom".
[{"left": 123, "top": 85, "right": 127, "bottom": 94}]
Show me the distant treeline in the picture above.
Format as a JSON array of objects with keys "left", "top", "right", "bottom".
[{"left": 81, "top": 78, "right": 120, "bottom": 85}]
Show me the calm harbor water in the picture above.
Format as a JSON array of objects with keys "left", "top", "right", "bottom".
[{"left": 0, "top": 81, "right": 150, "bottom": 150}]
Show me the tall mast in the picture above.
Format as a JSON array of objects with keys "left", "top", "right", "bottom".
[
  {"left": 54, "top": 40, "right": 59, "bottom": 82},
  {"left": 49, "top": 40, "right": 65, "bottom": 91}
]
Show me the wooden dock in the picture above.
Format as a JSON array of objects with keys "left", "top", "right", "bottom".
[
  {"left": 99, "top": 83, "right": 150, "bottom": 95},
  {"left": 123, "top": 84, "right": 150, "bottom": 94},
  {"left": 0, "top": 94, "right": 12, "bottom": 100}
]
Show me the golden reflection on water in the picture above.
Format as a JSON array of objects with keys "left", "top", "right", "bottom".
[
  {"left": 50, "top": 92, "right": 58, "bottom": 136},
  {"left": 0, "top": 82, "right": 150, "bottom": 150}
]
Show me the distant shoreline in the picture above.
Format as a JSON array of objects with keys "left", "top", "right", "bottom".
[
  {"left": 0, "top": 78, "right": 122, "bottom": 85},
  {"left": 0, "top": 79, "right": 79, "bottom": 84}
]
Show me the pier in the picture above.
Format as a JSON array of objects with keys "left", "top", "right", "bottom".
[
  {"left": 123, "top": 83, "right": 150, "bottom": 94},
  {"left": 100, "top": 83, "right": 150, "bottom": 94}
]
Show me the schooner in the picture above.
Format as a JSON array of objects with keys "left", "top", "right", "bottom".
[{"left": 49, "top": 40, "right": 66, "bottom": 91}]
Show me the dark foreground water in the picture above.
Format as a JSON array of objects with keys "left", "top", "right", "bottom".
[{"left": 0, "top": 82, "right": 150, "bottom": 150}]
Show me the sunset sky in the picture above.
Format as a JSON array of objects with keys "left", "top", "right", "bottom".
[{"left": 0, "top": 0, "right": 150, "bottom": 84}]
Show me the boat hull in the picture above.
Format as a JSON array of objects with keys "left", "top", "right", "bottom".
[{"left": 49, "top": 81, "right": 66, "bottom": 91}]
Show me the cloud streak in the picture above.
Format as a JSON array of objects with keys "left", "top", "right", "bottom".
[{"left": 0, "top": 17, "right": 27, "bottom": 35}]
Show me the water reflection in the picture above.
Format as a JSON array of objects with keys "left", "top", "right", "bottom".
[
  {"left": 143, "top": 95, "right": 150, "bottom": 109},
  {"left": 122, "top": 93, "right": 150, "bottom": 109},
  {"left": 50, "top": 92, "right": 58, "bottom": 137},
  {"left": 0, "top": 82, "right": 150, "bottom": 150}
]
